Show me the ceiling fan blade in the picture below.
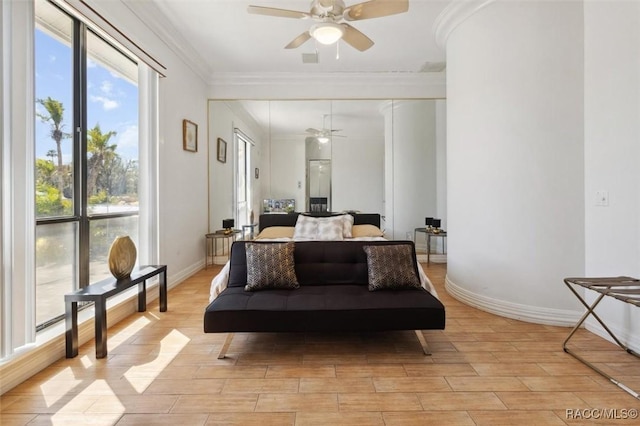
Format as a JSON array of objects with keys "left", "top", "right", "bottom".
[
  {"left": 341, "top": 24, "right": 374, "bottom": 52},
  {"left": 285, "top": 32, "right": 312, "bottom": 49},
  {"left": 306, "top": 128, "right": 321, "bottom": 134},
  {"left": 247, "top": 5, "right": 310, "bottom": 19},
  {"left": 343, "top": 0, "right": 409, "bottom": 21}
]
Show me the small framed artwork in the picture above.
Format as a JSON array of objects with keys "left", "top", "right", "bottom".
[
  {"left": 255, "top": 168, "right": 259, "bottom": 179},
  {"left": 217, "top": 138, "right": 227, "bottom": 163},
  {"left": 183, "top": 119, "right": 197, "bottom": 152}
]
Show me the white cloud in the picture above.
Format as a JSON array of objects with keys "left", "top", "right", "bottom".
[
  {"left": 100, "top": 80, "right": 113, "bottom": 95},
  {"left": 87, "top": 58, "right": 97, "bottom": 68},
  {"left": 113, "top": 124, "right": 139, "bottom": 160},
  {"left": 48, "top": 55, "right": 56, "bottom": 63},
  {"left": 116, "top": 124, "right": 139, "bottom": 150},
  {"left": 90, "top": 95, "right": 119, "bottom": 111}
]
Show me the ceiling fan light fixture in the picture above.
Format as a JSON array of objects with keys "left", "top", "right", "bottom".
[
  {"left": 310, "top": 22, "right": 344, "bottom": 45},
  {"left": 317, "top": 136, "right": 330, "bottom": 143}
]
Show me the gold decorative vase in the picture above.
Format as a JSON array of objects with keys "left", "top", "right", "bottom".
[{"left": 108, "top": 235, "right": 137, "bottom": 280}]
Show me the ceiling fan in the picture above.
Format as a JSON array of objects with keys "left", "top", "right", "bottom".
[
  {"left": 247, "top": 0, "right": 409, "bottom": 52},
  {"left": 306, "top": 115, "right": 346, "bottom": 143}
]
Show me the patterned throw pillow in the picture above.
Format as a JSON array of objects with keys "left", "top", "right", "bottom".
[
  {"left": 294, "top": 215, "right": 346, "bottom": 240},
  {"left": 244, "top": 242, "right": 299, "bottom": 291},
  {"left": 293, "top": 215, "right": 318, "bottom": 239},
  {"left": 363, "top": 245, "right": 421, "bottom": 291},
  {"left": 317, "top": 217, "right": 344, "bottom": 241}
]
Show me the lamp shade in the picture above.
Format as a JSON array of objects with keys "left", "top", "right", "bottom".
[
  {"left": 310, "top": 23, "right": 344, "bottom": 45},
  {"left": 425, "top": 217, "right": 433, "bottom": 226},
  {"left": 222, "top": 219, "right": 234, "bottom": 229}
]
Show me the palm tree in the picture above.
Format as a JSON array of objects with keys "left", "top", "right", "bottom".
[
  {"left": 37, "top": 97, "right": 70, "bottom": 195},
  {"left": 87, "top": 123, "right": 118, "bottom": 198},
  {"left": 46, "top": 149, "right": 57, "bottom": 164}
]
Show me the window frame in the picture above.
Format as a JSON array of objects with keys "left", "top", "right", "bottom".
[
  {"left": 34, "top": 0, "right": 141, "bottom": 331},
  {"left": 234, "top": 129, "right": 253, "bottom": 228}
]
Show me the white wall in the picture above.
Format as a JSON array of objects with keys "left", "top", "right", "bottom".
[
  {"left": 436, "top": 100, "right": 447, "bottom": 230},
  {"left": 443, "top": 1, "right": 585, "bottom": 323},
  {"left": 267, "top": 136, "right": 306, "bottom": 211},
  {"left": 384, "top": 100, "right": 439, "bottom": 240},
  {"left": 584, "top": 1, "right": 640, "bottom": 349},
  {"left": 208, "top": 101, "right": 265, "bottom": 231},
  {"left": 332, "top": 136, "right": 384, "bottom": 213}
]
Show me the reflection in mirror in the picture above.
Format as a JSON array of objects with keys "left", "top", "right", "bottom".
[
  {"left": 308, "top": 160, "right": 331, "bottom": 212},
  {"left": 208, "top": 99, "right": 446, "bottom": 243}
]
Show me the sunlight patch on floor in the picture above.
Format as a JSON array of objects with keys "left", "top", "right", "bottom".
[
  {"left": 123, "top": 329, "right": 189, "bottom": 392},
  {"left": 40, "top": 368, "right": 83, "bottom": 406}
]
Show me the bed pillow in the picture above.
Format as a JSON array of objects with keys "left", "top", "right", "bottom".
[
  {"left": 341, "top": 214, "right": 354, "bottom": 238},
  {"left": 255, "top": 226, "right": 295, "bottom": 240},
  {"left": 293, "top": 215, "right": 319, "bottom": 239},
  {"left": 363, "top": 244, "right": 421, "bottom": 291},
  {"left": 317, "top": 217, "right": 344, "bottom": 241},
  {"left": 244, "top": 242, "right": 299, "bottom": 291},
  {"left": 294, "top": 215, "right": 346, "bottom": 240},
  {"left": 351, "top": 224, "right": 384, "bottom": 238}
]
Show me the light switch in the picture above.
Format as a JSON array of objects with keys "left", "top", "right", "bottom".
[{"left": 596, "top": 190, "right": 609, "bottom": 206}]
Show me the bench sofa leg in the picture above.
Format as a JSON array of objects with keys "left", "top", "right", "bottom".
[
  {"left": 217, "top": 333, "right": 235, "bottom": 359},
  {"left": 415, "top": 330, "right": 432, "bottom": 356}
]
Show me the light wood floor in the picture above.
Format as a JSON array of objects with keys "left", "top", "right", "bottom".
[{"left": 2, "top": 263, "right": 640, "bottom": 425}]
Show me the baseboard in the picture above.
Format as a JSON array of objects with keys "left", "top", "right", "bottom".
[
  {"left": 585, "top": 318, "right": 640, "bottom": 353},
  {"left": 445, "top": 275, "right": 582, "bottom": 326},
  {"left": 0, "top": 259, "right": 203, "bottom": 395}
]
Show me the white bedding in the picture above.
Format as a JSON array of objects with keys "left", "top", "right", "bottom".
[{"left": 208, "top": 237, "right": 438, "bottom": 302}]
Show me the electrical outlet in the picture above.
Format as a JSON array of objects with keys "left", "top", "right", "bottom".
[{"left": 596, "top": 190, "right": 609, "bottom": 206}]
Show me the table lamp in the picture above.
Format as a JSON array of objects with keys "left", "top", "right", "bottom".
[
  {"left": 425, "top": 217, "right": 433, "bottom": 231},
  {"left": 222, "top": 219, "right": 234, "bottom": 234},
  {"left": 432, "top": 219, "right": 441, "bottom": 233}
]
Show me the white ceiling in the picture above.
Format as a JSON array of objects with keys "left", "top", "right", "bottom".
[
  {"left": 147, "top": 0, "right": 449, "bottom": 75},
  {"left": 235, "top": 99, "right": 387, "bottom": 139},
  {"left": 133, "top": 1, "right": 448, "bottom": 139}
]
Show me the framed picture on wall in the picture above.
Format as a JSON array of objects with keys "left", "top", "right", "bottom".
[
  {"left": 183, "top": 119, "right": 198, "bottom": 152},
  {"left": 217, "top": 138, "right": 227, "bottom": 163}
]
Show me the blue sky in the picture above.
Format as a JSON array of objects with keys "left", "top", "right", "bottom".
[{"left": 35, "top": 29, "right": 139, "bottom": 162}]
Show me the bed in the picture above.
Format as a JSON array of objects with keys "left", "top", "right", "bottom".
[{"left": 208, "top": 212, "right": 437, "bottom": 302}]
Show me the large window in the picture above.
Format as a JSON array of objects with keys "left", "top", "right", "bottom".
[{"left": 35, "top": 0, "right": 139, "bottom": 329}]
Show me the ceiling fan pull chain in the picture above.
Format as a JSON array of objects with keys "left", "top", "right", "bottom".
[{"left": 336, "top": 42, "right": 340, "bottom": 60}]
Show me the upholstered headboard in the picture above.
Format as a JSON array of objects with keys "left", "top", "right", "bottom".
[{"left": 259, "top": 213, "right": 381, "bottom": 232}]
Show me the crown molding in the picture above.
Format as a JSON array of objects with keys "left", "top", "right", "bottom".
[
  {"left": 121, "top": 0, "right": 212, "bottom": 82},
  {"left": 208, "top": 71, "right": 446, "bottom": 99},
  {"left": 433, "top": 0, "right": 497, "bottom": 50}
]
